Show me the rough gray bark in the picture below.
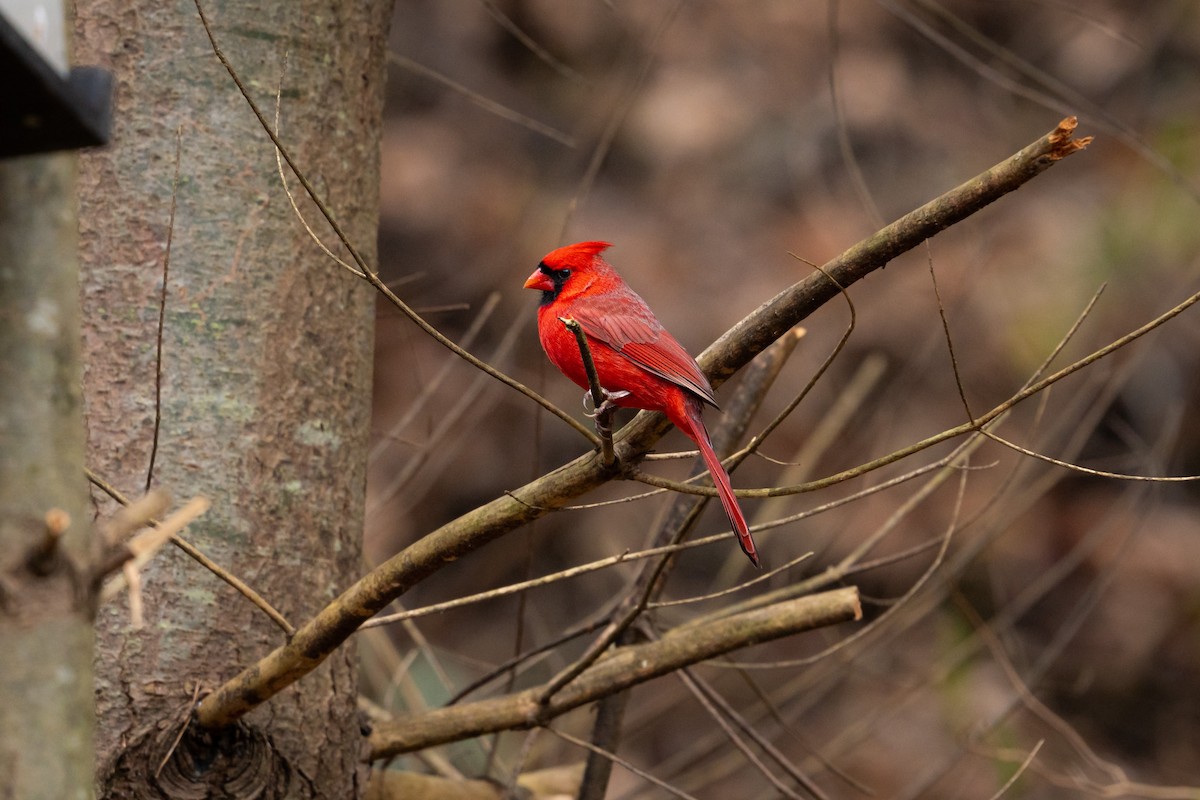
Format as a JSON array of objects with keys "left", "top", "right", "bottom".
[
  {"left": 74, "top": 1, "right": 389, "bottom": 796},
  {"left": 0, "top": 154, "right": 94, "bottom": 799}
]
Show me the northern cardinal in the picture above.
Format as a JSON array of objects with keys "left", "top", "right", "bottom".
[{"left": 524, "top": 241, "right": 760, "bottom": 567}]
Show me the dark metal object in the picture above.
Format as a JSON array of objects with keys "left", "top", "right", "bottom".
[{"left": 0, "top": 11, "right": 112, "bottom": 158}]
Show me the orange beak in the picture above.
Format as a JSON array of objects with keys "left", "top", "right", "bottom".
[{"left": 523, "top": 268, "right": 554, "bottom": 292}]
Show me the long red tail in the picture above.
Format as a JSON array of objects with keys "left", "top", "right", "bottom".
[{"left": 674, "top": 398, "right": 760, "bottom": 568}]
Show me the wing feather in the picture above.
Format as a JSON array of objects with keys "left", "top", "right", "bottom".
[{"left": 568, "top": 291, "right": 719, "bottom": 407}]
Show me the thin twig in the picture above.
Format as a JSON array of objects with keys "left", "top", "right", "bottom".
[
  {"left": 154, "top": 682, "right": 202, "bottom": 779},
  {"left": 359, "top": 550, "right": 636, "bottom": 629},
  {"left": 388, "top": 52, "right": 575, "bottom": 147},
  {"left": 368, "top": 292, "right": 501, "bottom": 464},
  {"left": 546, "top": 726, "right": 701, "bottom": 800},
  {"left": 447, "top": 619, "right": 607, "bottom": 705},
  {"left": 476, "top": 0, "right": 585, "bottom": 83},
  {"left": 980, "top": 430, "right": 1200, "bottom": 481},
  {"left": 560, "top": 1, "right": 681, "bottom": 234},
  {"left": 146, "top": 126, "right": 182, "bottom": 493},
  {"left": 98, "top": 497, "right": 211, "bottom": 601},
  {"left": 677, "top": 667, "right": 827, "bottom": 800},
  {"left": 926, "top": 241, "right": 974, "bottom": 422},
  {"left": 272, "top": 54, "right": 362, "bottom": 279},
  {"left": 985, "top": 740, "right": 1044, "bottom": 800},
  {"left": 87, "top": 469, "right": 295, "bottom": 636},
  {"left": 560, "top": 316, "right": 615, "bottom": 465},
  {"left": 648, "top": 552, "right": 811, "bottom": 609}
]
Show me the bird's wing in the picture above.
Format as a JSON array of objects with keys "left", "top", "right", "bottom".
[{"left": 569, "top": 291, "right": 719, "bottom": 407}]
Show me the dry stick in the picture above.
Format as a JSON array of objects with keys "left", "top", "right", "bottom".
[
  {"left": 447, "top": 619, "right": 608, "bottom": 706},
  {"left": 560, "top": 0, "right": 680, "bottom": 235},
  {"left": 101, "top": 490, "right": 172, "bottom": 547},
  {"left": 98, "top": 497, "right": 211, "bottom": 600},
  {"left": 146, "top": 126, "right": 182, "bottom": 493},
  {"left": 560, "top": 316, "right": 616, "bottom": 465},
  {"left": 985, "top": 740, "right": 1044, "bottom": 800},
  {"left": 367, "top": 292, "right": 501, "bottom": 464},
  {"left": 649, "top": 553, "right": 811, "bottom": 610},
  {"left": 476, "top": 0, "right": 585, "bottom": 84},
  {"left": 546, "top": 727, "right": 701, "bottom": 800},
  {"left": 365, "top": 587, "right": 861, "bottom": 759},
  {"left": 360, "top": 552, "right": 638, "bottom": 629},
  {"left": 675, "top": 667, "right": 808, "bottom": 800},
  {"left": 26, "top": 508, "right": 72, "bottom": 576},
  {"left": 369, "top": 311, "right": 532, "bottom": 515},
  {"left": 388, "top": 52, "right": 575, "bottom": 147},
  {"left": 980, "top": 429, "right": 1200, "bottom": 482},
  {"left": 677, "top": 666, "right": 827, "bottom": 800},
  {"left": 194, "top": 118, "right": 1093, "bottom": 729},
  {"left": 87, "top": 470, "right": 295, "bottom": 636}
]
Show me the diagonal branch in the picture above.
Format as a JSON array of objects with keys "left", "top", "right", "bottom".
[
  {"left": 364, "top": 587, "right": 862, "bottom": 760},
  {"left": 560, "top": 316, "right": 617, "bottom": 465},
  {"left": 194, "top": 118, "right": 1092, "bottom": 729}
]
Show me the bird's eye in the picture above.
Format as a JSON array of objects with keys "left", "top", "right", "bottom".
[{"left": 557, "top": 269, "right": 571, "bottom": 280}]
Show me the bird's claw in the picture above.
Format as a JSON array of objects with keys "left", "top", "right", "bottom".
[{"left": 583, "top": 389, "right": 630, "bottom": 419}]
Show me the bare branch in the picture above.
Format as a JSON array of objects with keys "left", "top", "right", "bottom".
[
  {"left": 364, "top": 587, "right": 861, "bottom": 759},
  {"left": 560, "top": 316, "right": 616, "bottom": 465},
  {"left": 87, "top": 470, "right": 295, "bottom": 636},
  {"left": 98, "top": 497, "right": 211, "bottom": 599},
  {"left": 145, "top": 127, "right": 182, "bottom": 493},
  {"left": 547, "top": 727, "right": 697, "bottom": 800},
  {"left": 388, "top": 52, "right": 575, "bottom": 147}
]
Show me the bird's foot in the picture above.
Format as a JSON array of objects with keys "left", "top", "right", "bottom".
[
  {"left": 584, "top": 389, "right": 629, "bottom": 442},
  {"left": 582, "top": 389, "right": 630, "bottom": 419}
]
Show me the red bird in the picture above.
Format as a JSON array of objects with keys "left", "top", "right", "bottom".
[{"left": 524, "top": 241, "right": 760, "bottom": 567}]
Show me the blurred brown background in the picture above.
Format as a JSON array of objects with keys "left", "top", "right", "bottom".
[{"left": 365, "top": 2, "right": 1200, "bottom": 797}]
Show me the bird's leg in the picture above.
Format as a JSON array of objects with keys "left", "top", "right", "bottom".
[
  {"left": 583, "top": 388, "right": 628, "bottom": 443},
  {"left": 582, "top": 388, "right": 630, "bottom": 419}
]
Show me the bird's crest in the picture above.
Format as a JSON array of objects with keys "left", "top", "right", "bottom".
[{"left": 541, "top": 240, "right": 613, "bottom": 270}]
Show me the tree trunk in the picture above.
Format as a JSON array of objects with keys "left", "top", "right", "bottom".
[
  {"left": 0, "top": 153, "right": 94, "bottom": 799},
  {"left": 74, "top": 1, "right": 388, "bottom": 795}
]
